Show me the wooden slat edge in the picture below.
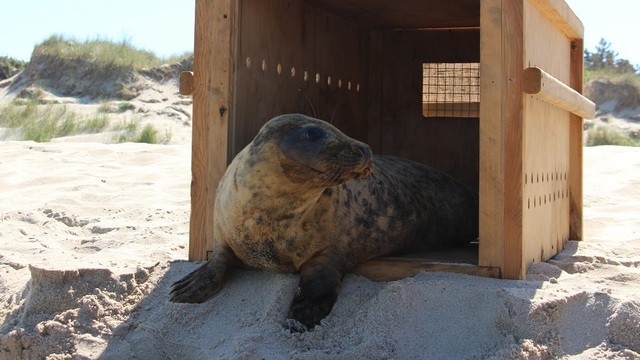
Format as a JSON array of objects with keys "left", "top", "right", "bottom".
[
  {"left": 569, "top": 39, "right": 584, "bottom": 241},
  {"left": 478, "top": 0, "right": 505, "bottom": 274},
  {"left": 523, "top": 67, "right": 596, "bottom": 119},
  {"left": 529, "top": 0, "right": 584, "bottom": 39},
  {"left": 352, "top": 259, "right": 501, "bottom": 282}
]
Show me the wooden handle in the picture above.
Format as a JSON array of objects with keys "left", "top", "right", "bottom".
[
  {"left": 523, "top": 66, "right": 595, "bottom": 119},
  {"left": 179, "top": 71, "right": 195, "bottom": 96}
]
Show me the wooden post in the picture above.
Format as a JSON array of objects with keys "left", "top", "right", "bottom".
[
  {"left": 569, "top": 38, "right": 585, "bottom": 241},
  {"left": 479, "top": 0, "right": 525, "bottom": 279},
  {"left": 189, "top": 0, "right": 237, "bottom": 261}
]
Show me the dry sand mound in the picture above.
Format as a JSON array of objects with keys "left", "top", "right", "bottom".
[{"left": 0, "top": 141, "right": 639, "bottom": 359}]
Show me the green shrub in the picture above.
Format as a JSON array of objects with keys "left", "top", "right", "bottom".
[
  {"left": 586, "top": 126, "right": 640, "bottom": 147},
  {"left": 113, "top": 119, "right": 171, "bottom": 144},
  {"left": 34, "top": 35, "right": 192, "bottom": 72},
  {"left": 0, "top": 101, "right": 161, "bottom": 143}
]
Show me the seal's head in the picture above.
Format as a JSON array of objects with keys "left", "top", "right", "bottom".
[{"left": 250, "top": 114, "right": 373, "bottom": 188}]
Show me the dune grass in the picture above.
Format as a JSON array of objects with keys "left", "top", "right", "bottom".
[
  {"left": 113, "top": 120, "right": 172, "bottom": 144},
  {"left": 586, "top": 126, "right": 640, "bottom": 147},
  {"left": 34, "top": 35, "right": 190, "bottom": 72},
  {"left": 0, "top": 100, "right": 170, "bottom": 144},
  {"left": 584, "top": 69, "right": 640, "bottom": 88}
]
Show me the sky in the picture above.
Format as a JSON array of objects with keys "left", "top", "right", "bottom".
[
  {"left": 0, "top": 0, "right": 196, "bottom": 61},
  {"left": 0, "top": 1, "right": 638, "bottom": 66}
]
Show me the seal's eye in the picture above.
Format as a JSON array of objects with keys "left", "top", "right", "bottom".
[{"left": 304, "top": 127, "right": 324, "bottom": 142}]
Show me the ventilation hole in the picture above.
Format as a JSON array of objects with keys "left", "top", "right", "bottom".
[
  {"left": 537, "top": 174, "right": 539, "bottom": 183},
  {"left": 276, "top": 63, "right": 282, "bottom": 75},
  {"left": 525, "top": 174, "right": 528, "bottom": 185},
  {"left": 291, "top": 67, "right": 296, "bottom": 77},
  {"left": 356, "top": 83, "right": 361, "bottom": 92},
  {"left": 315, "top": 73, "right": 320, "bottom": 83},
  {"left": 544, "top": 195, "right": 547, "bottom": 204},
  {"left": 338, "top": 79, "right": 342, "bottom": 88},
  {"left": 528, "top": 198, "right": 530, "bottom": 209},
  {"left": 348, "top": 81, "right": 352, "bottom": 90},
  {"left": 327, "top": 76, "right": 332, "bottom": 86},
  {"left": 245, "top": 57, "right": 252, "bottom": 69},
  {"left": 261, "top": 59, "right": 267, "bottom": 71},
  {"left": 304, "top": 71, "right": 309, "bottom": 82}
]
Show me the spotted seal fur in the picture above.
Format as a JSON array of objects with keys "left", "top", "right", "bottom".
[{"left": 170, "top": 113, "right": 478, "bottom": 331}]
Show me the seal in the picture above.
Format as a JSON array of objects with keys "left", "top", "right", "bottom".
[{"left": 170, "top": 113, "right": 478, "bottom": 331}]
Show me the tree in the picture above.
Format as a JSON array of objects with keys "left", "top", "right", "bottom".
[{"left": 584, "top": 38, "right": 638, "bottom": 74}]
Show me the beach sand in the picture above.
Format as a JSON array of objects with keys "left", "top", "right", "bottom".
[{"left": 0, "top": 137, "right": 639, "bottom": 359}]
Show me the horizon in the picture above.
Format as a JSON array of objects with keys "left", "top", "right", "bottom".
[{"left": 1, "top": 1, "right": 639, "bottom": 67}]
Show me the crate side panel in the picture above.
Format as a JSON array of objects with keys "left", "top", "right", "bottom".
[
  {"left": 522, "top": 0, "right": 572, "bottom": 266},
  {"left": 380, "top": 29, "right": 480, "bottom": 191},
  {"left": 231, "top": 0, "right": 371, "bottom": 158},
  {"left": 231, "top": 0, "right": 317, "bottom": 157},
  {"left": 313, "top": 7, "right": 370, "bottom": 142}
]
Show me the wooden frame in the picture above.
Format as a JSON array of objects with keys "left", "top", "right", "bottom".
[{"left": 181, "top": 0, "right": 595, "bottom": 280}]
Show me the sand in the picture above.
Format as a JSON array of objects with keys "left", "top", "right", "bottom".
[{"left": 1, "top": 107, "right": 639, "bottom": 358}]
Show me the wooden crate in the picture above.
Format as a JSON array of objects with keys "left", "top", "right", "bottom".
[{"left": 180, "top": 0, "right": 595, "bottom": 280}]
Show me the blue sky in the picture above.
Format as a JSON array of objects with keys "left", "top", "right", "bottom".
[
  {"left": 0, "top": 1, "right": 638, "bottom": 66},
  {"left": 0, "top": 0, "right": 195, "bottom": 61}
]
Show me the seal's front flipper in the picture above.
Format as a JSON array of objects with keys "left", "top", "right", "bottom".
[
  {"left": 170, "top": 248, "right": 232, "bottom": 303},
  {"left": 286, "top": 255, "right": 346, "bottom": 332}
]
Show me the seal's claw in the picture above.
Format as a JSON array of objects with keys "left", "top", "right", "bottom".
[
  {"left": 287, "top": 288, "right": 337, "bottom": 331},
  {"left": 170, "top": 259, "right": 229, "bottom": 303}
]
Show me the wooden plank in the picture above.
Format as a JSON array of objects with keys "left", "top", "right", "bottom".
[
  {"left": 529, "top": 0, "right": 583, "bottom": 39},
  {"left": 189, "top": 0, "right": 236, "bottom": 261},
  {"left": 352, "top": 259, "right": 500, "bottom": 282},
  {"left": 478, "top": 0, "right": 505, "bottom": 273},
  {"left": 501, "top": 0, "right": 525, "bottom": 280},
  {"left": 304, "top": 0, "right": 480, "bottom": 29},
  {"left": 569, "top": 39, "right": 584, "bottom": 241},
  {"left": 523, "top": 67, "right": 595, "bottom": 119},
  {"left": 367, "top": 29, "right": 384, "bottom": 154}
]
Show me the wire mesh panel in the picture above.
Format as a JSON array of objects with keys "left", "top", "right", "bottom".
[{"left": 422, "top": 62, "right": 480, "bottom": 118}]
